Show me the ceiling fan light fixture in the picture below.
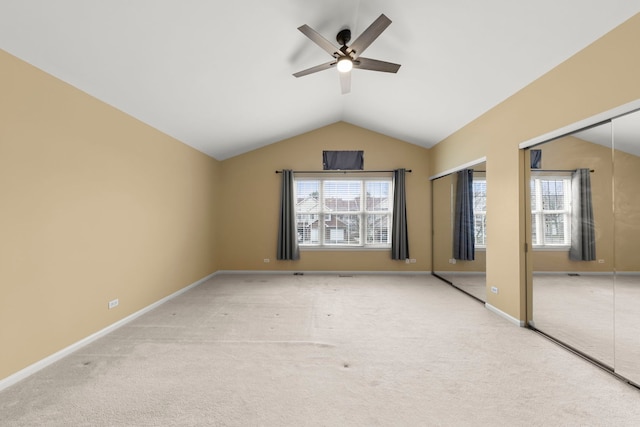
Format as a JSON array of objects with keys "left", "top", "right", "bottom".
[{"left": 336, "top": 57, "right": 353, "bottom": 73}]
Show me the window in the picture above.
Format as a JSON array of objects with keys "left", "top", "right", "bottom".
[
  {"left": 472, "top": 175, "right": 572, "bottom": 249},
  {"left": 295, "top": 178, "right": 393, "bottom": 248},
  {"left": 472, "top": 178, "right": 487, "bottom": 247},
  {"left": 531, "top": 175, "right": 572, "bottom": 247}
]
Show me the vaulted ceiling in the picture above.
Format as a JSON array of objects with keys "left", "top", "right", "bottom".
[{"left": 2, "top": 1, "right": 639, "bottom": 160}]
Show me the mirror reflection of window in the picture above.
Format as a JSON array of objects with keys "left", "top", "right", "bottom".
[
  {"left": 431, "top": 162, "right": 487, "bottom": 302},
  {"left": 527, "top": 120, "right": 615, "bottom": 369}
]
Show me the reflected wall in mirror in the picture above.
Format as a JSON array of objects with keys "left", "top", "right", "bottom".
[
  {"left": 529, "top": 108, "right": 640, "bottom": 386},
  {"left": 432, "top": 163, "right": 486, "bottom": 301},
  {"left": 528, "top": 121, "right": 615, "bottom": 368}
]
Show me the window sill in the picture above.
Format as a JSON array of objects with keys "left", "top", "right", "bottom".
[
  {"left": 532, "top": 246, "right": 570, "bottom": 252},
  {"left": 300, "top": 246, "right": 391, "bottom": 252}
]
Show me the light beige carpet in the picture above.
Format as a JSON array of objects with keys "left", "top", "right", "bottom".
[
  {"left": 1, "top": 274, "right": 639, "bottom": 426},
  {"left": 434, "top": 272, "right": 486, "bottom": 301}
]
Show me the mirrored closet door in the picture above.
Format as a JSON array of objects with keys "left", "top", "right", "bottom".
[
  {"left": 612, "top": 109, "right": 640, "bottom": 385},
  {"left": 432, "top": 162, "right": 486, "bottom": 302},
  {"left": 527, "top": 108, "right": 640, "bottom": 386}
]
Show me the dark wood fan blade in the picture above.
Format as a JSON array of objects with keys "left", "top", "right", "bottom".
[
  {"left": 353, "top": 57, "right": 401, "bottom": 73},
  {"left": 340, "top": 71, "right": 351, "bottom": 94},
  {"left": 348, "top": 14, "right": 392, "bottom": 59},
  {"left": 293, "top": 61, "right": 336, "bottom": 78},
  {"left": 298, "top": 24, "right": 340, "bottom": 57}
]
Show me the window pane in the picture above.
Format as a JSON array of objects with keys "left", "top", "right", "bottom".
[
  {"left": 541, "top": 180, "right": 565, "bottom": 210},
  {"left": 543, "top": 213, "right": 566, "bottom": 244},
  {"left": 296, "top": 181, "right": 320, "bottom": 212},
  {"left": 474, "top": 214, "right": 486, "bottom": 246},
  {"left": 324, "top": 181, "right": 361, "bottom": 212},
  {"left": 530, "top": 180, "right": 538, "bottom": 210},
  {"left": 366, "top": 214, "right": 390, "bottom": 244},
  {"left": 325, "top": 214, "right": 360, "bottom": 245},
  {"left": 531, "top": 213, "right": 539, "bottom": 245},
  {"left": 365, "top": 181, "right": 391, "bottom": 211},
  {"left": 296, "top": 181, "right": 321, "bottom": 245},
  {"left": 473, "top": 180, "right": 487, "bottom": 211}
]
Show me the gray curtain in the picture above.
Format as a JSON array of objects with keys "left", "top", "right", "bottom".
[
  {"left": 569, "top": 168, "right": 596, "bottom": 261},
  {"left": 277, "top": 170, "right": 300, "bottom": 260},
  {"left": 391, "top": 168, "right": 410, "bottom": 260},
  {"left": 453, "top": 169, "right": 475, "bottom": 260}
]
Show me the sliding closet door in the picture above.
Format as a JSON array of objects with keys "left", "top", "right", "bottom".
[
  {"left": 431, "top": 163, "right": 487, "bottom": 302},
  {"left": 528, "top": 121, "right": 615, "bottom": 367},
  {"left": 613, "top": 109, "right": 640, "bottom": 386}
]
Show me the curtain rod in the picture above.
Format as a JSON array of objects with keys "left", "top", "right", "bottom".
[
  {"left": 531, "top": 169, "right": 594, "bottom": 173},
  {"left": 472, "top": 169, "right": 594, "bottom": 173},
  {"left": 275, "top": 169, "right": 411, "bottom": 174}
]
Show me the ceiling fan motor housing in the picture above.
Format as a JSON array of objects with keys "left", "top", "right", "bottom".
[{"left": 336, "top": 29, "right": 351, "bottom": 46}]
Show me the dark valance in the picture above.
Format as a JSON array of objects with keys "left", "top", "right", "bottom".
[{"left": 322, "top": 150, "right": 364, "bottom": 170}]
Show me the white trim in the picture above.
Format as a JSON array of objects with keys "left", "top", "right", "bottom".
[
  {"left": 531, "top": 246, "right": 570, "bottom": 252},
  {"left": 532, "top": 271, "right": 613, "bottom": 276},
  {"left": 0, "top": 271, "right": 218, "bottom": 392},
  {"left": 216, "top": 270, "right": 431, "bottom": 276},
  {"left": 429, "top": 156, "right": 487, "bottom": 180},
  {"left": 485, "top": 303, "right": 526, "bottom": 327},
  {"left": 519, "top": 99, "right": 640, "bottom": 149},
  {"left": 299, "top": 247, "right": 391, "bottom": 252}
]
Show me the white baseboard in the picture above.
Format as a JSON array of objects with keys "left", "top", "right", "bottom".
[
  {"left": 433, "top": 271, "right": 486, "bottom": 276},
  {"left": 215, "top": 270, "right": 430, "bottom": 276},
  {"left": 533, "top": 271, "right": 613, "bottom": 276},
  {"left": 0, "top": 271, "right": 218, "bottom": 392},
  {"left": 485, "top": 303, "right": 526, "bottom": 327}
]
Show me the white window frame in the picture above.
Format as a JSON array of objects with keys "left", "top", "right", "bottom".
[
  {"left": 530, "top": 175, "right": 572, "bottom": 249},
  {"left": 471, "top": 175, "right": 572, "bottom": 250},
  {"left": 294, "top": 177, "right": 394, "bottom": 249}
]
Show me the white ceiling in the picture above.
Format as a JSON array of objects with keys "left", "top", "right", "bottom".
[{"left": 2, "top": 1, "right": 639, "bottom": 160}]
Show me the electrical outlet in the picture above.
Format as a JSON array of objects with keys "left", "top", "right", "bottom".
[
  {"left": 264, "top": 258, "right": 270, "bottom": 263},
  {"left": 598, "top": 259, "right": 605, "bottom": 264},
  {"left": 449, "top": 259, "right": 457, "bottom": 264},
  {"left": 108, "top": 298, "right": 119, "bottom": 309},
  {"left": 491, "top": 287, "right": 499, "bottom": 294},
  {"left": 405, "top": 259, "right": 410, "bottom": 264},
  {"left": 410, "top": 259, "right": 416, "bottom": 263}
]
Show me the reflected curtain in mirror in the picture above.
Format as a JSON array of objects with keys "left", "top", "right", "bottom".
[
  {"left": 391, "top": 168, "right": 410, "bottom": 260},
  {"left": 277, "top": 170, "right": 300, "bottom": 260},
  {"left": 453, "top": 169, "right": 475, "bottom": 260},
  {"left": 569, "top": 168, "right": 596, "bottom": 261}
]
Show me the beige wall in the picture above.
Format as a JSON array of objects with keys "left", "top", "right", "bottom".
[
  {"left": 4, "top": 11, "right": 640, "bottom": 383},
  {"left": 429, "top": 13, "right": 640, "bottom": 321},
  {"left": 614, "top": 148, "right": 640, "bottom": 272},
  {"left": 0, "top": 50, "right": 222, "bottom": 380},
  {"left": 218, "top": 122, "right": 431, "bottom": 272}
]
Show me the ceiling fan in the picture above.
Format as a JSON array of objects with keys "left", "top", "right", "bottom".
[{"left": 293, "top": 14, "right": 401, "bottom": 94}]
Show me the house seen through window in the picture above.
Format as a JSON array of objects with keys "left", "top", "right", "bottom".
[
  {"left": 295, "top": 178, "right": 393, "bottom": 248},
  {"left": 472, "top": 175, "right": 572, "bottom": 248}
]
